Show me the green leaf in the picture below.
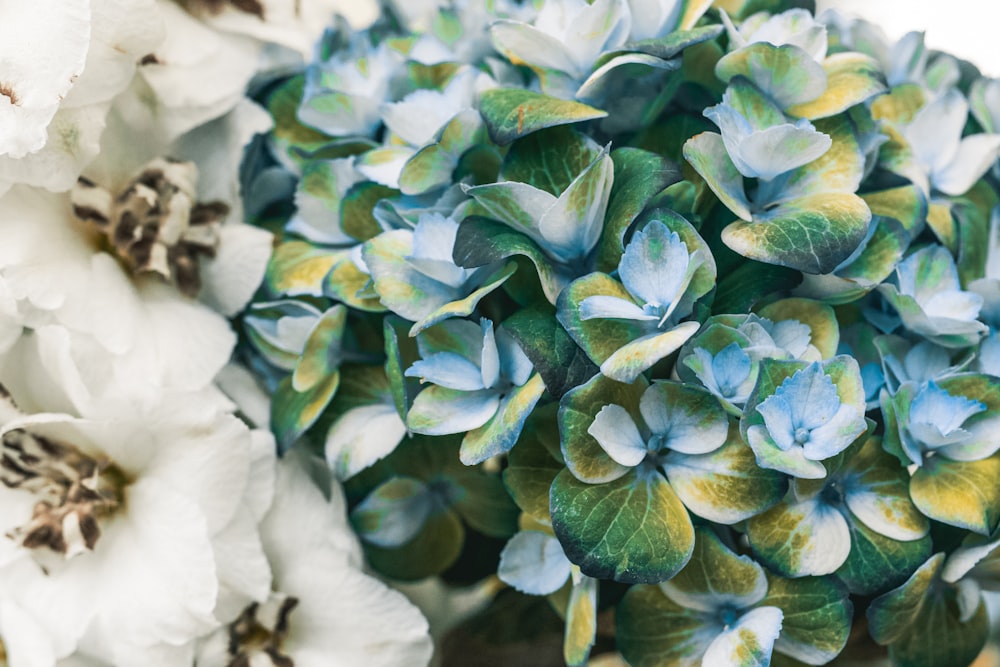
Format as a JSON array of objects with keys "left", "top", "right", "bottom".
[
  {"left": 763, "top": 575, "right": 852, "bottom": 665},
  {"left": 836, "top": 511, "right": 932, "bottom": 596},
  {"left": 454, "top": 217, "right": 572, "bottom": 304},
  {"left": 503, "top": 305, "right": 599, "bottom": 400},
  {"left": 775, "top": 114, "right": 865, "bottom": 199},
  {"left": 479, "top": 88, "right": 607, "bottom": 146},
  {"left": 460, "top": 373, "right": 547, "bottom": 465},
  {"left": 412, "top": 262, "right": 517, "bottom": 335},
  {"left": 550, "top": 469, "right": 694, "bottom": 583},
  {"left": 723, "top": 193, "right": 871, "bottom": 274},
  {"left": 596, "top": 148, "right": 681, "bottom": 273},
  {"left": 787, "top": 52, "right": 887, "bottom": 120},
  {"left": 271, "top": 370, "right": 340, "bottom": 453},
  {"left": 617, "top": 584, "right": 715, "bottom": 667},
  {"left": 909, "top": 454, "right": 1000, "bottom": 536},
  {"left": 501, "top": 126, "right": 602, "bottom": 196},
  {"left": 559, "top": 373, "right": 646, "bottom": 484},
  {"left": 341, "top": 181, "right": 396, "bottom": 242},
  {"left": 449, "top": 467, "right": 520, "bottom": 539},
  {"left": 663, "top": 424, "right": 788, "bottom": 524}
]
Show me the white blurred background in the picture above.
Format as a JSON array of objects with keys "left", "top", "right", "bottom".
[{"left": 816, "top": 0, "right": 1000, "bottom": 75}]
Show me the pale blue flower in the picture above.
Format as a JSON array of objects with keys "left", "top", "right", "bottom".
[
  {"left": 724, "top": 8, "right": 828, "bottom": 62},
  {"left": 899, "top": 381, "right": 988, "bottom": 466},
  {"left": 703, "top": 83, "right": 831, "bottom": 181},
  {"left": 879, "top": 245, "right": 988, "bottom": 348},
  {"left": 748, "top": 362, "right": 868, "bottom": 474},
  {"left": 690, "top": 342, "right": 755, "bottom": 404},
  {"left": 580, "top": 221, "right": 704, "bottom": 329}
]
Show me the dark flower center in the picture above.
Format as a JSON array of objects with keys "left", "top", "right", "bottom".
[{"left": 227, "top": 594, "right": 300, "bottom": 667}]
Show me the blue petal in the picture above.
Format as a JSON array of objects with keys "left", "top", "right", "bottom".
[
  {"left": 756, "top": 393, "right": 797, "bottom": 451},
  {"left": 406, "top": 352, "right": 486, "bottom": 390},
  {"left": 732, "top": 122, "right": 832, "bottom": 180},
  {"left": 617, "top": 221, "right": 692, "bottom": 311},
  {"left": 910, "top": 381, "right": 986, "bottom": 436},
  {"left": 496, "top": 326, "right": 534, "bottom": 387},
  {"left": 712, "top": 342, "right": 753, "bottom": 400}
]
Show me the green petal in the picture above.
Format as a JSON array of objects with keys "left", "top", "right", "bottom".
[
  {"left": 412, "top": 262, "right": 516, "bottom": 335},
  {"left": 861, "top": 185, "right": 928, "bottom": 239},
  {"left": 479, "top": 88, "right": 607, "bottom": 146},
  {"left": 836, "top": 510, "right": 932, "bottom": 596},
  {"left": 559, "top": 373, "right": 646, "bottom": 484},
  {"left": 341, "top": 181, "right": 396, "bottom": 242},
  {"left": 723, "top": 193, "right": 871, "bottom": 274},
  {"left": 267, "top": 75, "right": 332, "bottom": 162},
  {"left": 363, "top": 507, "right": 465, "bottom": 581},
  {"left": 663, "top": 424, "right": 788, "bottom": 524},
  {"left": 600, "top": 322, "right": 701, "bottom": 383},
  {"left": 576, "top": 53, "right": 681, "bottom": 104},
  {"left": 564, "top": 572, "right": 598, "bottom": 667},
  {"left": 503, "top": 304, "right": 599, "bottom": 400},
  {"left": 501, "top": 126, "right": 603, "bottom": 196},
  {"left": 323, "top": 255, "right": 386, "bottom": 311},
  {"left": 763, "top": 575, "right": 852, "bottom": 665},
  {"left": 557, "top": 272, "right": 649, "bottom": 368},
  {"left": 616, "top": 24, "right": 724, "bottom": 61},
  {"left": 663, "top": 526, "right": 769, "bottom": 610},
  {"left": 757, "top": 297, "right": 840, "bottom": 359},
  {"left": 775, "top": 114, "right": 865, "bottom": 199},
  {"left": 909, "top": 454, "right": 1000, "bottom": 535},
  {"left": 596, "top": 148, "right": 681, "bottom": 273},
  {"left": 292, "top": 305, "right": 346, "bottom": 392},
  {"left": 747, "top": 497, "right": 851, "bottom": 577},
  {"left": 716, "top": 43, "right": 827, "bottom": 109},
  {"left": 351, "top": 476, "right": 431, "bottom": 548},
  {"left": 460, "top": 373, "right": 547, "bottom": 465},
  {"left": 272, "top": 370, "right": 340, "bottom": 453},
  {"left": 550, "top": 469, "right": 694, "bottom": 583},
  {"left": 398, "top": 143, "right": 458, "bottom": 196},
  {"left": 887, "top": 589, "right": 988, "bottom": 667},
  {"left": 843, "top": 436, "right": 929, "bottom": 541},
  {"left": 787, "top": 52, "right": 888, "bottom": 120},
  {"left": 383, "top": 315, "right": 421, "bottom": 421},
  {"left": 617, "top": 584, "right": 715, "bottom": 667},
  {"left": 867, "top": 553, "right": 944, "bottom": 645},
  {"left": 266, "top": 241, "right": 339, "bottom": 297},
  {"left": 684, "top": 131, "right": 752, "bottom": 221},
  {"left": 503, "top": 405, "right": 564, "bottom": 522},
  {"left": 454, "top": 216, "right": 572, "bottom": 304}
]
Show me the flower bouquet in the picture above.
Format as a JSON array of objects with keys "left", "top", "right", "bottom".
[{"left": 3, "top": 0, "right": 1000, "bottom": 666}]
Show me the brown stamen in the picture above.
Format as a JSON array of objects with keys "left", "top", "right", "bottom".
[
  {"left": 70, "top": 159, "right": 229, "bottom": 298},
  {"left": 227, "top": 594, "right": 299, "bottom": 666},
  {"left": 177, "top": 0, "right": 265, "bottom": 19},
  {"left": 0, "top": 82, "right": 20, "bottom": 106}
]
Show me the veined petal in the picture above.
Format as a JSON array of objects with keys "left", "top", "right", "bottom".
[{"left": 733, "top": 122, "right": 832, "bottom": 181}]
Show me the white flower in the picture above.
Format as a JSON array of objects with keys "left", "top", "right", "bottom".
[
  {"left": 0, "top": 0, "right": 165, "bottom": 193},
  {"left": 195, "top": 451, "right": 433, "bottom": 667},
  {"left": 0, "top": 187, "right": 245, "bottom": 412},
  {"left": 0, "top": 386, "right": 275, "bottom": 665}
]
